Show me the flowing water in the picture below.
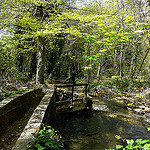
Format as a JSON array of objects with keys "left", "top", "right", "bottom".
[{"left": 51, "top": 94, "right": 150, "bottom": 150}]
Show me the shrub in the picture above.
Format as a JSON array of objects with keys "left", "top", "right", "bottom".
[
  {"left": 107, "top": 139, "right": 150, "bottom": 150},
  {"left": 26, "top": 126, "right": 65, "bottom": 150}
]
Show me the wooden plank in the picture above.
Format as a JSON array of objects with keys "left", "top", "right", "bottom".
[{"left": 55, "top": 84, "right": 88, "bottom": 88}]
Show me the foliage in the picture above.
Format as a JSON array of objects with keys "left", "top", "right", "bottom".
[
  {"left": 0, "top": 83, "right": 29, "bottom": 101},
  {"left": 0, "top": 0, "right": 150, "bottom": 85},
  {"left": 13, "top": 87, "right": 28, "bottom": 94},
  {"left": 91, "top": 77, "right": 150, "bottom": 94},
  {"left": 83, "top": 1, "right": 150, "bottom": 82},
  {"left": 0, "top": 89, "right": 9, "bottom": 101},
  {"left": 26, "top": 126, "right": 65, "bottom": 150},
  {"left": 0, "top": 34, "right": 17, "bottom": 81},
  {"left": 107, "top": 139, "right": 150, "bottom": 150},
  {"left": 136, "top": 93, "right": 146, "bottom": 99}
]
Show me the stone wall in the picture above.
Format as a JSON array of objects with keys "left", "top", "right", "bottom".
[
  {"left": 12, "top": 89, "right": 55, "bottom": 150},
  {"left": 0, "top": 88, "right": 44, "bottom": 136}
]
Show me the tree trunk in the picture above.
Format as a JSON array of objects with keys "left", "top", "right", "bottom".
[
  {"left": 36, "top": 36, "right": 46, "bottom": 84},
  {"left": 87, "top": 42, "right": 91, "bottom": 84},
  {"left": 120, "top": 50, "right": 124, "bottom": 77}
]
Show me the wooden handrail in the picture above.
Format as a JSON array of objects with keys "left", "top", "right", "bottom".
[
  {"left": 54, "top": 83, "right": 88, "bottom": 88},
  {"left": 54, "top": 84, "right": 88, "bottom": 103}
]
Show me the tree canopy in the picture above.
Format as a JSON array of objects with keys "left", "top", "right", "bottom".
[{"left": 0, "top": 0, "right": 150, "bottom": 86}]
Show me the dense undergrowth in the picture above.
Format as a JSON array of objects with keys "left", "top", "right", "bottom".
[
  {"left": 89, "top": 77, "right": 150, "bottom": 94},
  {"left": 0, "top": 80, "right": 37, "bottom": 101}
]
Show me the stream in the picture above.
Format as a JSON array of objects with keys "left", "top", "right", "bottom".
[{"left": 51, "top": 93, "right": 150, "bottom": 150}]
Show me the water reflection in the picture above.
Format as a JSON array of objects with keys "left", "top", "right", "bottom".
[
  {"left": 51, "top": 96, "right": 150, "bottom": 150},
  {"left": 93, "top": 101, "right": 109, "bottom": 111}
]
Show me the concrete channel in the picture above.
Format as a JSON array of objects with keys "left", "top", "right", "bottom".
[
  {"left": 0, "top": 88, "right": 44, "bottom": 137},
  {"left": 0, "top": 84, "right": 92, "bottom": 150}
]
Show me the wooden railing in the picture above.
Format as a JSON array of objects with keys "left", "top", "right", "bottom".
[{"left": 54, "top": 84, "right": 88, "bottom": 104}]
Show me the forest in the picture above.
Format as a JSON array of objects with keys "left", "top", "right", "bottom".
[
  {"left": 0, "top": 0, "right": 150, "bottom": 149},
  {"left": 0, "top": 0, "right": 150, "bottom": 96}
]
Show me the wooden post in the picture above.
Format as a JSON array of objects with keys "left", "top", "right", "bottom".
[
  {"left": 85, "top": 84, "right": 87, "bottom": 98},
  {"left": 72, "top": 85, "right": 74, "bottom": 104}
]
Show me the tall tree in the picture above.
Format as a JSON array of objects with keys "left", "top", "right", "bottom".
[{"left": 1, "top": 0, "right": 149, "bottom": 84}]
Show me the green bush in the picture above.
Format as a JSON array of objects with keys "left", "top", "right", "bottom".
[
  {"left": 89, "top": 77, "right": 150, "bottom": 93},
  {"left": 26, "top": 126, "right": 65, "bottom": 150}
]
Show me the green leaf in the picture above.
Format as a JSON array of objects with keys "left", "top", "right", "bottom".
[
  {"left": 126, "top": 144, "right": 134, "bottom": 149},
  {"left": 116, "top": 145, "right": 123, "bottom": 149},
  {"left": 84, "top": 66, "right": 92, "bottom": 70},
  {"left": 115, "top": 135, "right": 122, "bottom": 140},
  {"left": 136, "top": 139, "right": 150, "bottom": 145},
  {"left": 35, "top": 144, "right": 46, "bottom": 150},
  {"left": 45, "top": 142, "right": 52, "bottom": 147},
  {"left": 143, "top": 144, "right": 150, "bottom": 150},
  {"left": 127, "top": 139, "right": 134, "bottom": 145},
  {"left": 100, "top": 49, "right": 107, "bottom": 53},
  {"left": 135, "top": 139, "right": 142, "bottom": 143},
  {"left": 141, "top": 140, "right": 150, "bottom": 145}
]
